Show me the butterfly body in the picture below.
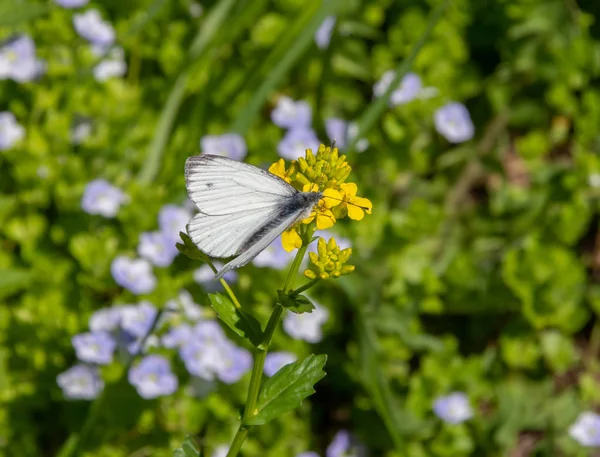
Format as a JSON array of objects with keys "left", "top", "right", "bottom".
[{"left": 184, "top": 154, "right": 322, "bottom": 279}]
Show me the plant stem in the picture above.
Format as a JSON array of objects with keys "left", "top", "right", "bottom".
[
  {"left": 226, "top": 242, "right": 308, "bottom": 457},
  {"left": 289, "top": 278, "right": 320, "bottom": 297}
]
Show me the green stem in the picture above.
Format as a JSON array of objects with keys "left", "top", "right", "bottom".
[
  {"left": 225, "top": 242, "right": 308, "bottom": 457},
  {"left": 289, "top": 278, "right": 320, "bottom": 297}
]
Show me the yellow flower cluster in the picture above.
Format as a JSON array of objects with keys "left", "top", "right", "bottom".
[
  {"left": 268, "top": 144, "right": 372, "bottom": 252},
  {"left": 304, "top": 237, "right": 354, "bottom": 280}
]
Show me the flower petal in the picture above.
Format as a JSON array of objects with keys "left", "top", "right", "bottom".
[
  {"left": 340, "top": 182, "right": 358, "bottom": 198},
  {"left": 351, "top": 196, "right": 372, "bottom": 214},
  {"left": 322, "top": 188, "right": 342, "bottom": 208},
  {"left": 281, "top": 229, "right": 302, "bottom": 252},
  {"left": 347, "top": 204, "right": 364, "bottom": 221},
  {"left": 316, "top": 212, "right": 335, "bottom": 229}
]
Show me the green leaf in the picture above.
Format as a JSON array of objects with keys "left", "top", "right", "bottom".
[
  {"left": 173, "top": 437, "right": 199, "bottom": 457},
  {"left": 0, "top": 1, "right": 49, "bottom": 26},
  {"left": 0, "top": 268, "right": 33, "bottom": 300},
  {"left": 244, "top": 354, "right": 327, "bottom": 426},
  {"left": 277, "top": 290, "right": 315, "bottom": 314},
  {"left": 176, "top": 232, "right": 211, "bottom": 262},
  {"left": 209, "top": 293, "right": 263, "bottom": 346}
]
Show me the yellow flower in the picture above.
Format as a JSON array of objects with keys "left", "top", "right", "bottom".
[
  {"left": 301, "top": 186, "right": 342, "bottom": 230},
  {"left": 304, "top": 237, "right": 355, "bottom": 280},
  {"left": 268, "top": 159, "right": 294, "bottom": 183},
  {"left": 281, "top": 227, "right": 302, "bottom": 252},
  {"left": 339, "top": 183, "right": 372, "bottom": 221}
]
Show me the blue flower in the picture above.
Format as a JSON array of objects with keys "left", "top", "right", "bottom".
[
  {"left": 72, "top": 331, "right": 116, "bottom": 365},
  {"left": 277, "top": 128, "right": 320, "bottom": 160},
  {"left": 283, "top": 300, "right": 329, "bottom": 343},
  {"left": 373, "top": 71, "right": 422, "bottom": 106},
  {"left": 128, "top": 355, "right": 178, "bottom": 399},
  {"left": 200, "top": 133, "right": 247, "bottom": 161},
  {"left": 56, "top": 364, "right": 104, "bottom": 400},
  {"left": 327, "top": 430, "right": 364, "bottom": 457},
  {"left": 264, "top": 351, "right": 297, "bottom": 377},
  {"left": 179, "top": 321, "right": 228, "bottom": 380},
  {"left": 315, "top": 16, "right": 336, "bottom": 49},
  {"left": 569, "top": 412, "right": 600, "bottom": 447},
  {"left": 93, "top": 47, "right": 127, "bottom": 82},
  {"left": 81, "top": 179, "right": 127, "bottom": 218},
  {"left": 73, "top": 9, "right": 116, "bottom": 48},
  {"left": 54, "top": 0, "right": 89, "bottom": 7},
  {"left": 0, "top": 112, "right": 25, "bottom": 150},
  {"left": 89, "top": 307, "right": 121, "bottom": 332},
  {"left": 216, "top": 340, "right": 252, "bottom": 384},
  {"left": 0, "top": 35, "right": 44, "bottom": 82},
  {"left": 165, "top": 289, "right": 203, "bottom": 321},
  {"left": 271, "top": 96, "right": 312, "bottom": 129},
  {"left": 325, "top": 118, "right": 368, "bottom": 152},
  {"left": 119, "top": 301, "right": 157, "bottom": 338},
  {"left": 158, "top": 204, "right": 191, "bottom": 246},
  {"left": 434, "top": 102, "right": 475, "bottom": 143},
  {"left": 433, "top": 392, "right": 474, "bottom": 424},
  {"left": 111, "top": 257, "right": 156, "bottom": 295},
  {"left": 252, "top": 236, "right": 295, "bottom": 269},
  {"left": 137, "top": 231, "right": 179, "bottom": 267},
  {"left": 161, "top": 323, "right": 194, "bottom": 348},
  {"left": 193, "top": 262, "right": 237, "bottom": 291}
]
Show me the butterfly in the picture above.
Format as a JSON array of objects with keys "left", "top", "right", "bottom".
[{"left": 185, "top": 154, "right": 323, "bottom": 280}]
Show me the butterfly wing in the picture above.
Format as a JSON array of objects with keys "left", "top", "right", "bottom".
[{"left": 185, "top": 154, "right": 299, "bottom": 264}]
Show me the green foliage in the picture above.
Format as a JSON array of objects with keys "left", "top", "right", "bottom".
[{"left": 209, "top": 293, "right": 263, "bottom": 346}]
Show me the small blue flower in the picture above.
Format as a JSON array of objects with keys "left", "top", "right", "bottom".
[
  {"left": 325, "top": 118, "right": 368, "bottom": 152},
  {"left": 72, "top": 331, "right": 116, "bottom": 365},
  {"left": 128, "top": 355, "right": 178, "bottom": 399},
  {"left": 193, "top": 262, "right": 237, "bottom": 291},
  {"left": 283, "top": 300, "right": 329, "bottom": 343},
  {"left": 271, "top": 96, "right": 312, "bottom": 129},
  {"left": 0, "top": 35, "right": 44, "bottom": 82},
  {"left": 111, "top": 257, "right": 157, "bottom": 295},
  {"left": 89, "top": 307, "right": 121, "bottom": 332},
  {"left": 81, "top": 179, "right": 127, "bottom": 218},
  {"left": 179, "top": 321, "right": 228, "bottom": 380},
  {"left": 200, "top": 133, "right": 247, "bottom": 161},
  {"left": 94, "top": 47, "right": 127, "bottom": 82},
  {"left": 138, "top": 231, "right": 179, "bottom": 267},
  {"left": 56, "top": 364, "right": 104, "bottom": 400},
  {"left": 264, "top": 351, "right": 297, "bottom": 377},
  {"left": 161, "top": 323, "right": 194, "bottom": 348},
  {"left": 433, "top": 392, "right": 474, "bottom": 424},
  {"left": 327, "top": 430, "right": 364, "bottom": 457},
  {"left": 216, "top": 341, "right": 252, "bottom": 384},
  {"left": 434, "top": 102, "right": 475, "bottom": 143},
  {"left": 373, "top": 71, "right": 422, "bottom": 106},
  {"left": 569, "top": 412, "right": 600, "bottom": 447},
  {"left": 0, "top": 112, "right": 25, "bottom": 150},
  {"left": 158, "top": 204, "right": 191, "bottom": 246},
  {"left": 277, "top": 128, "right": 320, "bottom": 161},
  {"left": 119, "top": 301, "right": 157, "bottom": 338},
  {"left": 315, "top": 16, "right": 336, "bottom": 49},
  {"left": 54, "top": 0, "right": 89, "bottom": 7},
  {"left": 73, "top": 9, "right": 115, "bottom": 47},
  {"left": 165, "top": 289, "right": 203, "bottom": 321},
  {"left": 252, "top": 237, "right": 295, "bottom": 269}
]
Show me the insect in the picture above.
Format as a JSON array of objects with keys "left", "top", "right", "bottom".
[{"left": 185, "top": 154, "right": 323, "bottom": 280}]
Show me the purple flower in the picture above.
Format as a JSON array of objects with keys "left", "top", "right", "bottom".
[
  {"left": 433, "top": 392, "right": 473, "bottom": 424},
  {"left": 264, "top": 351, "right": 297, "bottom": 377},
  {"left": 119, "top": 302, "right": 157, "bottom": 338},
  {"left": 72, "top": 331, "right": 116, "bottom": 365},
  {"left": 73, "top": 10, "right": 115, "bottom": 47},
  {"left": 161, "top": 323, "right": 194, "bottom": 348},
  {"left": 216, "top": 341, "right": 252, "bottom": 384},
  {"left": 569, "top": 412, "right": 600, "bottom": 447},
  {"left": 327, "top": 431, "right": 364, "bottom": 457},
  {"left": 0, "top": 112, "right": 25, "bottom": 150},
  {"left": 200, "top": 133, "right": 247, "bottom": 161},
  {"left": 434, "top": 102, "right": 474, "bottom": 143},
  {"left": 89, "top": 307, "right": 121, "bottom": 332},
  {"left": 81, "top": 179, "right": 127, "bottom": 218},
  {"left": 94, "top": 47, "right": 126, "bottom": 81},
  {"left": 165, "top": 290, "right": 203, "bottom": 321},
  {"left": 54, "top": 0, "right": 89, "bottom": 7},
  {"left": 252, "top": 237, "right": 295, "bottom": 269},
  {"left": 138, "top": 231, "right": 179, "bottom": 267},
  {"left": 325, "top": 118, "right": 368, "bottom": 152},
  {"left": 128, "top": 355, "right": 178, "bottom": 399},
  {"left": 158, "top": 204, "right": 191, "bottom": 245},
  {"left": 271, "top": 96, "right": 312, "bottom": 129},
  {"left": 277, "top": 128, "right": 320, "bottom": 160},
  {"left": 283, "top": 300, "right": 329, "bottom": 343},
  {"left": 373, "top": 71, "right": 422, "bottom": 106},
  {"left": 315, "top": 16, "right": 336, "bottom": 49},
  {"left": 193, "top": 262, "right": 237, "bottom": 291},
  {"left": 111, "top": 257, "right": 156, "bottom": 294},
  {"left": 0, "top": 35, "right": 43, "bottom": 82},
  {"left": 57, "top": 364, "right": 104, "bottom": 400},
  {"left": 179, "top": 321, "right": 228, "bottom": 380}
]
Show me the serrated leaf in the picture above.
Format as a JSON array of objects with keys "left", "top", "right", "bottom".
[
  {"left": 209, "top": 293, "right": 263, "bottom": 346},
  {"left": 244, "top": 354, "right": 327, "bottom": 425},
  {"left": 176, "top": 232, "right": 211, "bottom": 262},
  {"left": 173, "top": 437, "right": 199, "bottom": 457}
]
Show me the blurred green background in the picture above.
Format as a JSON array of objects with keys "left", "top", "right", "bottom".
[{"left": 2, "top": 0, "right": 600, "bottom": 456}]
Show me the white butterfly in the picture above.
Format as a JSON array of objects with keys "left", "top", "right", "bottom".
[{"left": 185, "top": 154, "right": 322, "bottom": 280}]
